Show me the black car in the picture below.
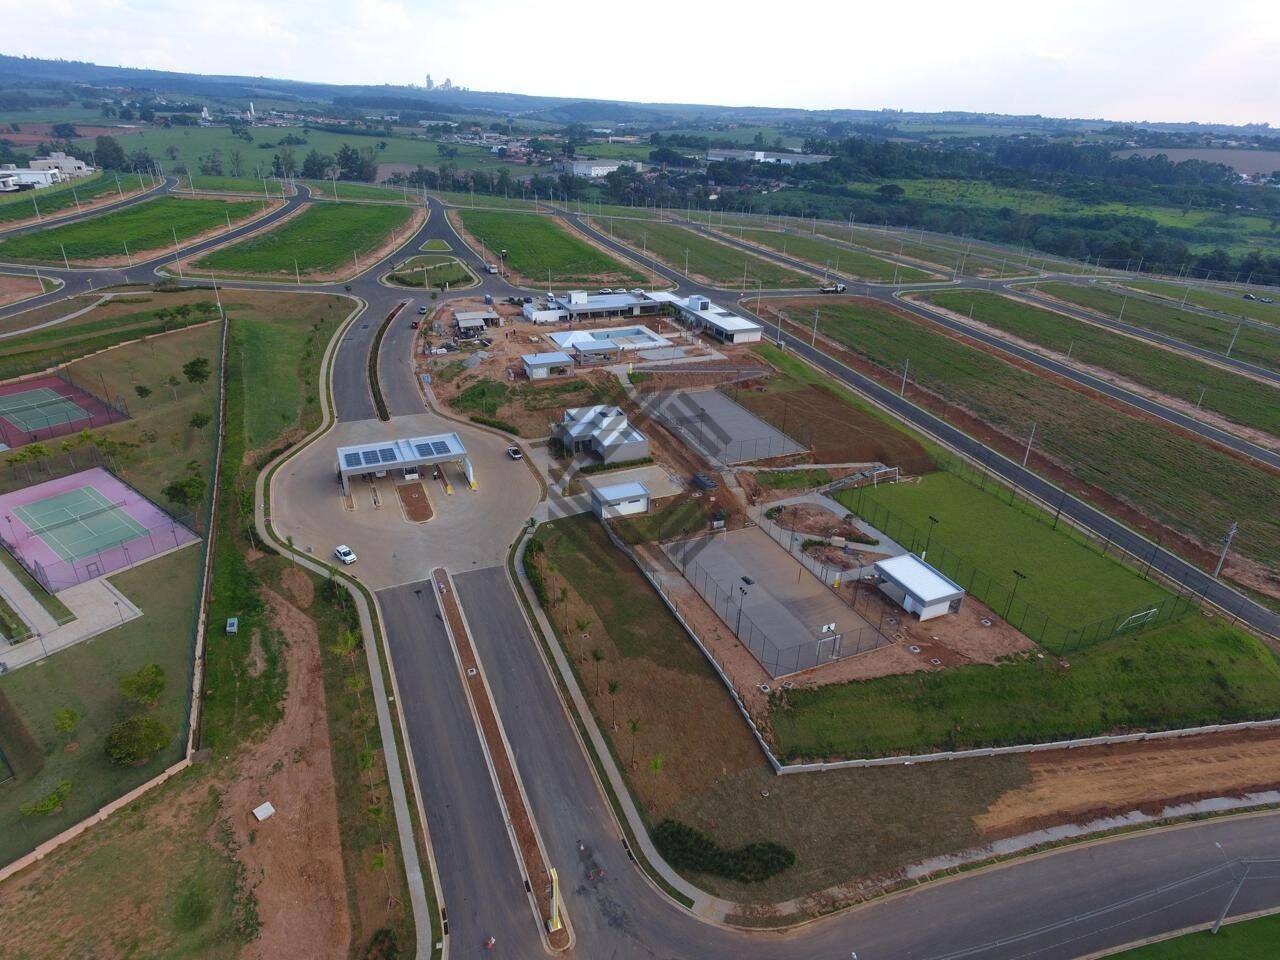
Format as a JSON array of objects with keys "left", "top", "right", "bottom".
[{"left": 692, "top": 473, "right": 718, "bottom": 491}]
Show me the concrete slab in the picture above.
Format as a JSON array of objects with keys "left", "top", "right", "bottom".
[
  {"left": 271, "top": 412, "right": 541, "bottom": 589},
  {"left": 0, "top": 570, "right": 146, "bottom": 672}
]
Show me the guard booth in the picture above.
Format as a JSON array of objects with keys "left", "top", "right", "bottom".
[{"left": 336, "top": 432, "right": 474, "bottom": 494}]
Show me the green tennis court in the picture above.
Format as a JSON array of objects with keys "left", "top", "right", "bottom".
[
  {"left": 14, "top": 486, "right": 149, "bottom": 562},
  {"left": 0, "top": 387, "right": 90, "bottom": 432}
]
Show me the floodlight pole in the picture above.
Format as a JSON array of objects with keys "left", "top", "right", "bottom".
[
  {"left": 1214, "top": 522, "right": 1238, "bottom": 578},
  {"left": 1005, "top": 569, "right": 1027, "bottom": 618},
  {"left": 212, "top": 276, "right": 223, "bottom": 317},
  {"left": 923, "top": 515, "right": 939, "bottom": 559}
]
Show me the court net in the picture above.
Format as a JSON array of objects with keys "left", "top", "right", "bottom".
[
  {"left": 0, "top": 393, "right": 77, "bottom": 416},
  {"left": 24, "top": 499, "right": 128, "bottom": 538}
]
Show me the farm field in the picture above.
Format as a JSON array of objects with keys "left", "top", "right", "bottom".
[
  {"left": 1115, "top": 147, "right": 1280, "bottom": 177},
  {"left": 0, "top": 172, "right": 149, "bottom": 226},
  {"left": 0, "top": 196, "right": 269, "bottom": 264},
  {"left": 719, "top": 226, "right": 935, "bottom": 282},
  {"left": 456, "top": 210, "right": 644, "bottom": 285},
  {"left": 385, "top": 254, "right": 473, "bottom": 289},
  {"left": 920, "top": 290, "right": 1280, "bottom": 437},
  {"left": 301, "top": 179, "right": 418, "bottom": 202},
  {"left": 771, "top": 613, "right": 1280, "bottom": 760},
  {"left": 1118, "top": 278, "right": 1280, "bottom": 326},
  {"left": 594, "top": 216, "right": 815, "bottom": 288},
  {"left": 191, "top": 201, "right": 415, "bottom": 278},
  {"left": 768, "top": 297, "right": 1280, "bottom": 575},
  {"left": 1037, "top": 282, "right": 1280, "bottom": 372}
]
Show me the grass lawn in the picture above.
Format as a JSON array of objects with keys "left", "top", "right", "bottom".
[
  {"left": 1107, "top": 911, "right": 1280, "bottom": 958},
  {"left": 614, "top": 498, "right": 710, "bottom": 545},
  {"left": 836, "top": 471, "right": 1171, "bottom": 634},
  {"left": 596, "top": 217, "right": 814, "bottom": 288},
  {"left": 1121, "top": 278, "right": 1280, "bottom": 326},
  {"left": 772, "top": 614, "right": 1280, "bottom": 760},
  {"left": 192, "top": 202, "right": 415, "bottom": 278},
  {"left": 457, "top": 210, "right": 643, "bottom": 284},
  {"left": 430, "top": 190, "right": 538, "bottom": 210},
  {"left": 922, "top": 290, "right": 1280, "bottom": 437},
  {"left": 527, "top": 513, "right": 1034, "bottom": 903},
  {"left": 452, "top": 378, "right": 509, "bottom": 416},
  {"left": 174, "top": 174, "right": 287, "bottom": 197},
  {"left": 386, "top": 255, "right": 473, "bottom": 289},
  {"left": 421, "top": 237, "right": 451, "bottom": 251},
  {"left": 1039, "top": 282, "right": 1280, "bottom": 373},
  {"left": 727, "top": 227, "right": 935, "bottom": 282},
  {"left": 800, "top": 297, "right": 1280, "bottom": 571},
  {"left": 0, "top": 173, "right": 148, "bottom": 225},
  {"left": 0, "top": 197, "right": 268, "bottom": 264},
  {"left": 0, "top": 547, "right": 202, "bottom": 865},
  {"left": 302, "top": 179, "right": 417, "bottom": 203}
]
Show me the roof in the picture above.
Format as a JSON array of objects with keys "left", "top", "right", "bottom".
[
  {"left": 591, "top": 481, "right": 649, "bottom": 502},
  {"left": 522, "top": 351, "right": 573, "bottom": 367},
  {"left": 455, "top": 309, "right": 497, "bottom": 323},
  {"left": 660, "top": 292, "right": 762, "bottom": 333},
  {"left": 873, "top": 554, "right": 965, "bottom": 604},
  {"left": 455, "top": 316, "right": 487, "bottom": 329},
  {"left": 574, "top": 341, "right": 620, "bottom": 353},
  {"left": 336, "top": 432, "right": 466, "bottom": 473}
]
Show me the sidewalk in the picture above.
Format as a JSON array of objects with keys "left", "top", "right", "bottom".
[{"left": 0, "top": 574, "right": 143, "bottom": 672}]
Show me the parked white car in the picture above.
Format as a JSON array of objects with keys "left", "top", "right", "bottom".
[{"left": 334, "top": 544, "right": 357, "bottom": 565}]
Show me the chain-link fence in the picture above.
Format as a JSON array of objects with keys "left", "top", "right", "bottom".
[{"left": 637, "top": 388, "right": 813, "bottom": 466}]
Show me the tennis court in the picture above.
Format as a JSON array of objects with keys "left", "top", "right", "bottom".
[
  {"left": 0, "top": 375, "right": 128, "bottom": 450},
  {"left": 14, "top": 486, "right": 149, "bottom": 562},
  {"left": 0, "top": 387, "right": 90, "bottom": 433}
]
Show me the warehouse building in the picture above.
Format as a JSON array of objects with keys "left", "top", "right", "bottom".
[
  {"left": 554, "top": 405, "right": 649, "bottom": 464},
  {"left": 0, "top": 165, "right": 63, "bottom": 189},
  {"left": 873, "top": 554, "right": 965, "bottom": 621},
  {"left": 335, "top": 432, "right": 474, "bottom": 495},
  {"left": 567, "top": 159, "right": 640, "bottom": 178},
  {"left": 705, "top": 148, "right": 832, "bottom": 166}
]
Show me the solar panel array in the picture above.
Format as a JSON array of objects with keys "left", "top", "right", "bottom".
[
  {"left": 431, "top": 440, "right": 450, "bottom": 455},
  {"left": 343, "top": 452, "right": 363, "bottom": 468},
  {"left": 378, "top": 447, "right": 397, "bottom": 463}
]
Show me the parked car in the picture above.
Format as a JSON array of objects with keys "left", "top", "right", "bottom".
[
  {"left": 507, "top": 446, "right": 523, "bottom": 461},
  {"left": 692, "top": 473, "right": 718, "bottom": 490},
  {"left": 598, "top": 287, "right": 612, "bottom": 294},
  {"left": 417, "top": 305, "right": 429, "bottom": 314},
  {"left": 1261, "top": 297, "right": 1275, "bottom": 304},
  {"left": 1244, "top": 293, "right": 1257, "bottom": 300},
  {"left": 409, "top": 320, "right": 419, "bottom": 329},
  {"left": 334, "top": 545, "right": 357, "bottom": 565},
  {"left": 522, "top": 296, "right": 534, "bottom": 303}
]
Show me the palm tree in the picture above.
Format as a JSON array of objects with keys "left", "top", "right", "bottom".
[
  {"left": 607, "top": 680, "right": 619, "bottom": 724},
  {"left": 627, "top": 717, "right": 640, "bottom": 767},
  {"left": 590, "top": 648, "right": 604, "bottom": 696}
]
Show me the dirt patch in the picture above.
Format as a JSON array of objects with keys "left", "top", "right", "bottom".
[
  {"left": 804, "top": 544, "right": 882, "bottom": 570},
  {"left": 0, "top": 273, "right": 47, "bottom": 307},
  {"left": 767, "top": 502, "right": 866, "bottom": 539},
  {"left": 224, "top": 588, "right": 351, "bottom": 960},
  {"left": 395, "top": 480, "right": 434, "bottom": 521},
  {"left": 247, "top": 631, "right": 266, "bottom": 678},
  {"left": 279, "top": 566, "right": 315, "bottom": 610},
  {"left": 976, "top": 727, "right": 1280, "bottom": 839}
]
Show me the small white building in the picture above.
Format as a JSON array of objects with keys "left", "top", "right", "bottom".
[
  {"left": 29, "top": 152, "right": 94, "bottom": 179},
  {"left": 555, "top": 405, "right": 649, "bottom": 464},
  {"left": 873, "top": 554, "right": 965, "bottom": 622},
  {"left": 590, "top": 481, "right": 650, "bottom": 518},
  {"left": 0, "top": 165, "right": 63, "bottom": 189},
  {"left": 522, "top": 351, "right": 574, "bottom": 380}
]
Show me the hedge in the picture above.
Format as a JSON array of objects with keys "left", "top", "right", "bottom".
[{"left": 652, "top": 819, "right": 795, "bottom": 883}]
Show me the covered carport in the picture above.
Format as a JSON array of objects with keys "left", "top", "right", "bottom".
[{"left": 336, "top": 432, "right": 474, "bottom": 495}]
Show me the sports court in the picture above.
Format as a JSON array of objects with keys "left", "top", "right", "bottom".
[
  {"left": 651, "top": 388, "right": 807, "bottom": 464},
  {"left": 0, "top": 375, "right": 128, "bottom": 450},
  {"left": 0, "top": 466, "right": 197, "bottom": 592}
]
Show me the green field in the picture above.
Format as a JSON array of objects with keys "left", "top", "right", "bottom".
[
  {"left": 726, "top": 226, "right": 935, "bottom": 282},
  {"left": 809, "top": 220, "right": 1046, "bottom": 278},
  {"left": 799, "top": 298, "right": 1280, "bottom": 571},
  {"left": 0, "top": 172, "right": 149, "bottom": 225},
  {"left": 922, "top": 290, "right": 1280, "bottom": 437},
  {"left": 0, "top": 196, "right": 267, "bottom": 264},
  {"left": 457, "top": 210, "right": 644, "bottom": 284},
  {"left": 772, "top": 613, "right": 1280, "bottom": 759},
  {"left": 1107, "top": 911, "right": 1280, "bottom": 959},
  {"left": 1121, "top": 279, "right": 1280, "bottom": 326},
  {"left": 1038, "top": 282, "right": 1280, "bottom": 372},
  {"left": 421, "top": 237, "right": 451, "bottom": 251},
  {"left": 835, "top": 471, "right": 1171, "bottom": 637},
  {"left": 192, "top": 201, "right": 414, "bottom": 278},
  {"left": 302, "top": 179, "right": 419, "bottom": 202},
  {"left": 386, "top": 255, "right": 473, "bottom": 289},
  {"left": 431, "top": 190, "right": 539, "bottom": 210},
  {"left": 172, "top": 174, "right": 287, "bottom": 196},
  {"left": 594, "top": 217, "right": 814, "bottom": 288}
]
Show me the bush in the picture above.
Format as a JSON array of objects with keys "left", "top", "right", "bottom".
[
  {"left": 652, "top": 819, "right": 795, "bottom": 883},
  {"left": 121, "top": 663, "right": 166, "bottom": 708},
  {"left": 576, "top": 456, "right": 653, "bottom": 476},
  {"left": 21, "top": 779, "right": 72, "bottom": 817},
  {"left": 523, "top": 537, "right": 548, "bottom": 606},
  {"left": 469, "top": 414, "right": 520, "bottom": 435},
  {"left": 105, "top": 714, "right": 171, "bottom": 765}
]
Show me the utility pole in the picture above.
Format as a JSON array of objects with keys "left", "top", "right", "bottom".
[
  {"left": 294, "top": 258, "right": 301, "bottom": 285},
  {"left": 811, "top": 308, "right": 819, "bottom": 346},
  {"left": 1214, "top": 522, "right": 1238, "bottom": 578},
  {"left": 59, "top": 243, "right": 70, "bottom": 270},
  {"left": 1022, "top": 423, "right": 1036, "bottom": 467},
  {"left": 900, "top": 358, "right": 909, "bottom": 397},
  {"left": 1196, "top": 385, "right": 1206, "bottom": 409},
  {"left": 1226, "top": 322, "right": 1242, "bottom": 357},
  {"left": 172, "top": 227, "right": 183, "bottom": 278}
]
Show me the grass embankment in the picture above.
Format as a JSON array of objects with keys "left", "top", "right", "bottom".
[
  {"left": 457, "top": 210, "right": 643, "bottom": 284},
  {"left": 430, "top": 190, "right": 539, "bottom": 210},
  {"left": 1107, "top": 911, "right": 1280, "bottom": 958},
  {"left": 726, "top": 227, "right": 934, "bottom": 282},
  {"left": 1039, "top": 282, "right": 1280, "bottom": 373},
  {"left": 922, "top": 290, "right": 1280, "bottom": 437},
  {"left": 755, "top": 468, "right": 833, "bottom": 489},
  {"left": 812, "top": 221, "right": 1024, "bottom": 277},
  {"left": 0, "top": 197, "right": 267, "bottom": 264},
  {"left": 174, "top": 175, "right": 287, "bottom": 196},
  {"left": 0, "top": 172, "right": 148, "bottom": 225},
  {"left": 193, "top": 201, "right": 415, "bottom": 278},
  {"left": 302, "top": 179, "right": 417, "bottom": 202},
  {"left": 1121, "top": 278, "right": 1280, "bottom": 326},
  {"left": 526, "top": 513, "right": 1033, "bottom": 903},
  {"left": 386, "top": 255, "right": 472, "bottom": 289},
  {"left": 595, "top": 217, "right": 814, "bottom": 288},
  {"left": 797, "top": 297, "right": 1280, "bottom": 571}
]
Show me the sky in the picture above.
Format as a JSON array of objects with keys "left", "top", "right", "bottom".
[{"left": 7, "top": 0, "right": 1279, "bottom": 126}]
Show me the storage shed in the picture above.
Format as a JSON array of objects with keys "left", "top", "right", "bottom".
[
  {"left": 522, "top": 351, "right": 574, "bottom": 380},
  {"left": 873, "top": 554, "right": 965, "bottom": 621},
  {"left": 590, "top": 481, "right": 650, "bottom": 518}
]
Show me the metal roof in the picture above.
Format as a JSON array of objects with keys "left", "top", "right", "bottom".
[
  {"left": 873, "top": 554, "right": 965, "bottom": 604},
  {"left": 521, "top": 351, "right": 574, "bottom": 367},
  {"left": 591, "top": 481, "right": 649, "bottom": 502},
  {"left": 336, "top": 432, "right": 466, "bottom": 473}
]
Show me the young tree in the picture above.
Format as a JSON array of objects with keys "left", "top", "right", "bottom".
[
  {"left": 134, "top": 384, "right": 152, "bottom": 399},
  {"left": 163, "top": 473, "right": 206, "bottom": 507},
  {"left": 94, "top": 135, "right": 127, "bottom": 170},
  {"left": 121, "top": 663, "right": 166, "bottom": 708},
  {"left": 189, "top": 412, "right": 210, "bottom": 430},
  {"left": 52, "top": 707, "right": 80, "bottom": 739},
  {"left": 20, "top": 779, "right": 72, "bottom": 817},
  {"left": 182, "top": 356, "right": 211, "bottom": 386},
  {"left": 105, "top": 715, "right": 170, "bottom": 765},
  {"left": 590, "top": 647, "right": 604, "bottom": 696},
  {"left": 166, "top": 374, "right": 181, "bottom": 399}
]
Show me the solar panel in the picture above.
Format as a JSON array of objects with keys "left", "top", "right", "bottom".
[
  {"left": 430, "top": 440, "right": 450, "bottom": 456},
  {"left": 413, "top": 442, "right": 433, "bottom": 458},
  {"left": 362, "top": 450, "right": 381, "bottom": 466},
  {"left": 343, "top": 452, "right": 363, "bottom": 468},
  {"left": 378, "top": 447, "right": 397, "bottom": 464}
]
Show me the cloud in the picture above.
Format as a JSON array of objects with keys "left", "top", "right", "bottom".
[{"left": 5, "top": 0, "right": 1277, "bottom": 125}]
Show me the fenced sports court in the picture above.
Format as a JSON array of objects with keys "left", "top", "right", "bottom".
[
  {"left": 0, "top": 466, "right": 196, "bottom": 592},
  {"left": 0, "top": 374, "right": 128, "bottom": 450},
  {"left": 647, "top": 388, "right": 812, "bottom": 464}
]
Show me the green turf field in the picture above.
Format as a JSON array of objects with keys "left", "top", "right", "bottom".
[
  {"left": 1039, "top": 282, "right": 1280, "bottom": 372},
  {"left": 1106, "top": 911, "right": 1280, "bottom": 959},
  {"left": 922, "top": 290, "right": 1280, "bottom": 436},
  {"left": 1120, "top": 279, "right": 1280, "bottom": 326},
  {"left": 385, "top": 255, "right": 473, "bottom": 288},
  {"left": 0, "top": 196, "right": 267, "bottom": 263},
  {"left": 595, "top": 217, "right": 815, "bottom": 288},
  {"left": 0, "top": 172, "right": 149, "bottom": 225},
  {"left": 192, "top": 201, "right": 414, "bottom": 277},
  {"left": 798, "top": 298, "right": 1280, "bottom": 571},
  {"left": 457, "top": 210, "right": 644, "bottom": 284},
  {"left": 727, "top": 226, "right": 935, "bottom": 282}
]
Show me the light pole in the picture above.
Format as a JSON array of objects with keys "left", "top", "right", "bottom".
[
  {"left": 923, "top": 515, "right": 939, "bottom": 559},
  {"left": 1022, "top": 423, "right": 1037, "bottom": 467},
  {"left": 1005, "top": 569, "right": 1027, "bottom": 618},
  {"left": 734, "top": 584, "right": 748, "bottom": 636},
  {"left": 1226, "top": 322, "right": 1242, "bottom": 358},
  {"left": 1214, "top": 522, "right": 1238, "bottom": 578}
]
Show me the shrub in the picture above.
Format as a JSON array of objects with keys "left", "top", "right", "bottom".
[
  {"left": 21, "top": 779, "right": 72, "bottom": 817},
  {"left": 105, "top": 714, "right": 171, "bottom": 765},
  {"left": 121, "top": 663, "right": 166, "bottom": 708},
  {"left": 469, "top": 414, "right": 520, "bottom": 435},
  {"left": 652, "top": 819, "right": 795, "bottom": 883},
  {"left": 576, "top": 456, "right": 653, "bottom": 476}
]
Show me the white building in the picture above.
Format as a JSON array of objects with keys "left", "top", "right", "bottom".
[
  {"left": 705, "top": 148, "right": 832, "bottom": 166},
  {"left": 521, "top": 351, "right": 574, "bottom": 380},
  {"left": 590, "top": 481, "right": 650, "bottom": 519},
  {"left": 647, "top": 292, "right": 763, "bottom": 345},
  {"left": 0, "top": 165, "right": 63, "bottom": 189},
  {"left": 873, "top": 554, "right": 965, "bottom": 622},
  {"left": 29, "top": 152, "right": 94, "bottom": 179},
  {"left": 568, "top": 159, "right": 637, "bottom": 178},
  {"left": 555, "top": 406, "right": 649, "bottom": 465},
  {"left": 0, "top": 173, "right": 17, "bottom": 193}
]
